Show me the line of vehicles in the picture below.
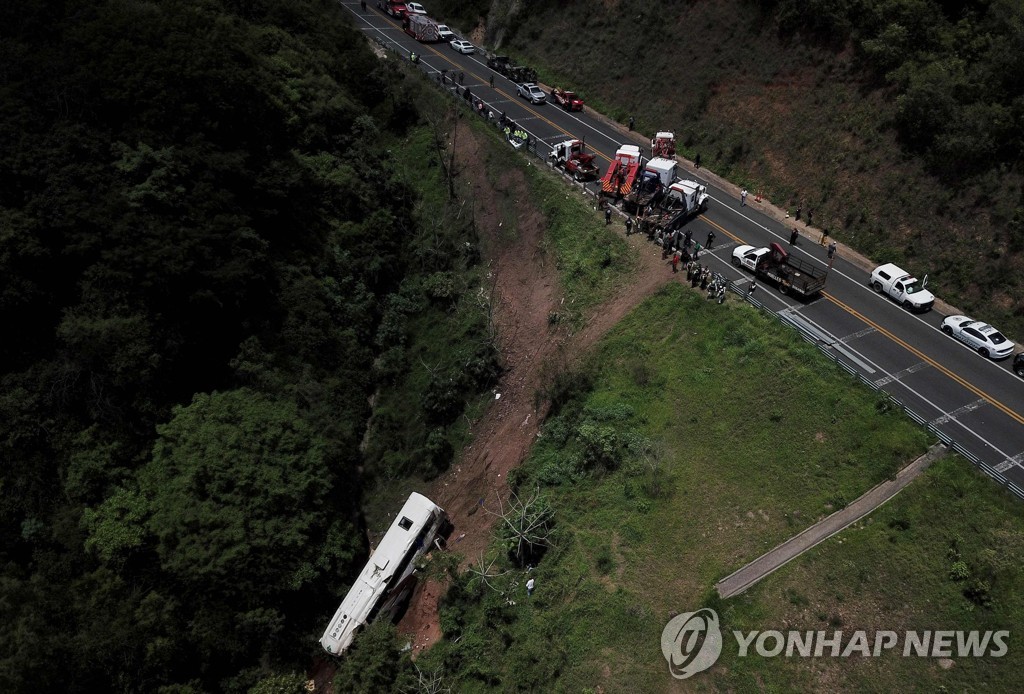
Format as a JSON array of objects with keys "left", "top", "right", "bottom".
[
  {"left": 442, "top": 31, "right": 1024, "bottom": 375},
  {"left": 327, "top": 4, "right": 1024, "bottom": 661},
  {"left": 729, "top": 250, "right": 1020, "bottom": 368},
  {"left": 381, "top": 1, "right": 473, "bottom": 53}
]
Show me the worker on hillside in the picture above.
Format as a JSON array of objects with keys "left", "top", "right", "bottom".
[
  {"left": 604, "top": 205, "right": 612, "bottom": 225},
  {"left": 672, "top": 251, "right": 681, "bottom": 273},
  {"left": 625, "top": 217, "right": 633, "bottom": 235}
]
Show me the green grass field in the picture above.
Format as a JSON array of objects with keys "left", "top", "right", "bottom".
[{"left": 416, "top": 283, "right": 1022, "bottom": 692}]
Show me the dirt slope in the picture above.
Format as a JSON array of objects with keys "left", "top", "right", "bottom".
[{"left": 398, "top": 120, "right": 680, "bottom": 653}]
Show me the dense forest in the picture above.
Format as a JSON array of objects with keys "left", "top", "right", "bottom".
[
  {"left": 4, "top": 0, "right": 1023, "bottom": 690},
  {"left": 0, "top": 1, "right": 491, "bottom": 691},
  {"left": 433, "top": 0, "right": 1024, "bottom": 332}
]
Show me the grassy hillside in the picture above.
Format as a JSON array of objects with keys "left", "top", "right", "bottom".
[
  {"left": 428, "top": 0, "right": 1024, "bottom": 336},
  {"left": 417, "top": 284, "right": 1023, "bottom": 692}
]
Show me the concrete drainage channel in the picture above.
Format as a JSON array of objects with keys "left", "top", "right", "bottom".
[{"left": 715, "top": 443, "right": 949, "bottom": 599}]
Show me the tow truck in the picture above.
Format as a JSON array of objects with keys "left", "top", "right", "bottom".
[{"left": 550, "top": 87, "right": 584, "bottom": 112}]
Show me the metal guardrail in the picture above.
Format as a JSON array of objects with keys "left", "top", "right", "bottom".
[
  {"left": 737, "top": 282, "right": 1024, "bottom": 501},
  {"left": 384, "top": 38, "right": 1024, "bottom": 503}
]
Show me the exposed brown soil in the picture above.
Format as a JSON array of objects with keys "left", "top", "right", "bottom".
[{"left": 397, "top": 119, "right": 687, "bottom": 654}]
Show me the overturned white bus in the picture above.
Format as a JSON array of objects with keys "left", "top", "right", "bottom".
[{"left": 320, "top": 493, "right": 449, "bottom": 655}]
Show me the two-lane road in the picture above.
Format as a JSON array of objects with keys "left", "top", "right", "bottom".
[{"left": 343, "top": 2, "right": 1024, "bottom": 490}]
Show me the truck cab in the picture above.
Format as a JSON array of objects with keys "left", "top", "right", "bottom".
[
  {"left": 551, "top": 87, "right": 584, "bottom": 111},
  {"left": 733, "top": 245, "right": 770, "bottom": 272},
  {"left": 651, "top": 131, "right": 676, "bottom": 158},
  {"left": 548, "top": 139, "right": 597, "bottom": 180},
  {"left": 377, "top": 0, "right": 408, "bottom": 17},
  {"left": 870, "top": 263, "right": 935, "bottom": 312},
  {"left": 664, "top": 180, "right": 708, "bottom": 213}
]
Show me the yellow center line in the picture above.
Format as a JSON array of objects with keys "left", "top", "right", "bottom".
[
  {"left": 415, "top": 43, "right": 616, "bottom": 164},
  {"left": 702, "top": 218, "right": 1023, "bottom": 425},
  {"left": 701, "top": 216, "right": 743, "bottom": 244},
  {"left": 823, "top": 292, "right": 1024, "bottom": 426}
]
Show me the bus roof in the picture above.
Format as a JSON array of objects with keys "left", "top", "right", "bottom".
[{"left": 319, "top": 493, "right": 443, "bottom": 654}]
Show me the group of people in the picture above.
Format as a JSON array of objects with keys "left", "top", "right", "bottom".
[{"left": 504, "top": 125, "right": 529, "bottom": 147}]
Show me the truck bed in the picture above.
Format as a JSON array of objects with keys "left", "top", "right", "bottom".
[{"left": 762, "top": 256, "right": 827, "bottom": 296}]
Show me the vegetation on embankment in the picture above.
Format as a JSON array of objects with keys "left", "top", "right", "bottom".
[
  {"left": 392, "top": 284, "right": 1022, "bottom": 692},
  {"left": 0, "top": 1, "right": 505, "bottom": 690},
  {"left": 428, "top": 0, "right": 1024, "bottom": 335}
]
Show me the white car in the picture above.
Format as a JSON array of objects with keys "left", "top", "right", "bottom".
[
  {"left": 405, "top": 2, "right": 427, "bottom": 14},
  {"left": 450, "top": 39, "right": 475, "bottom": 54},
  {"left": 517, "top": 82, "right": 546, "bottom": 104},
  {"left": 941, "top": 315, "right": 1015, "bottom": 359},
  {"left": 436, "top": 24, "right": 455, "bottom": 41}
]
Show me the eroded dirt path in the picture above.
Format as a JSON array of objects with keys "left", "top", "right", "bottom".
[{"left": 398, "top": 121, "right": 683, "bottom": 653}]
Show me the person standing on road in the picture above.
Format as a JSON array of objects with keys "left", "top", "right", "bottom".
[
  {"left": 684, "top": 228, "right": 692, "bottom": 248},
  {"left": 526, "top": 578, "right": 535, "bottom": 596},
  {"left": 740, "top": 189, "right": 747, "bottom": 206},
  {"left": 489, "top": 74, "right": 494, "bottom": 87},
  {"left": 459, "top": 71, "right": 465, "bottom": 85},
  {"left": 789, "top": 227, "right": 799, "bottom": 245},
  {"left": 706, "top": 230, "right": 715, "bottom": 249},
  {"left": 828, "top": 240, "right": 837, "bottom": 261},
  {"left": 748, "top": 279, "right": 757, "bottom": 296}
]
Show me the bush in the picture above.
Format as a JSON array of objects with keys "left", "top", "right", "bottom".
[
  {"left": 576, "top": 423, "right": 621, "bottom": 470},
  {"left": 964, "top": 578, "right": 993, "bottom": 608}
]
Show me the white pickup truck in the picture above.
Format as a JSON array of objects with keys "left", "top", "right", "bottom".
[{"left": 869, "top": 263, "right": 935, "bottom": 312}]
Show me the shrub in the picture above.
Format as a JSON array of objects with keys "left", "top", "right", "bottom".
[{"left": 949, "top": 561, "right": 970, "bottom": 582}]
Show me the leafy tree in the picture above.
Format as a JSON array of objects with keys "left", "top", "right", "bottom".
[
  {"left": 249, "top": 672, "right": 309, "bottom": 694},
  {"left": 138, "top": 388, "right": 356, "bottom": 596},
  {"left": 333, "top": 621, "right": 415, "bottom": 694}
]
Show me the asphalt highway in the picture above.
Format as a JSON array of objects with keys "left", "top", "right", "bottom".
[{"left": 344, "top": 3, "right": 1024, "bottom": 490}]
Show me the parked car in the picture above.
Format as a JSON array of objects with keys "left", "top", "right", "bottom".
[
  {"left": 869, "top": 263, "right": 935, "bottom": 312},
  {"left": 1014, "top": 353, "right": 1024, "bottom": 378},
  {"left": 517, "top": 82, "right": 546, "bottom": 104},
  {"left": 436, "top": 24, "right": 455, "bottom": 41},
  {"left": 405, "top": 2, "right": 427, "bottom": 14},
  {"left": 940, "top": 315, "right": 1015, "bottom": 360},
  {"left": 450, "top": 39, "right": 475, "bottom": 54}
]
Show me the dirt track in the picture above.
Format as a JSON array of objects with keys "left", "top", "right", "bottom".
[{"left": 397, "top": 120, "right": 684, "bottom": 653}]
